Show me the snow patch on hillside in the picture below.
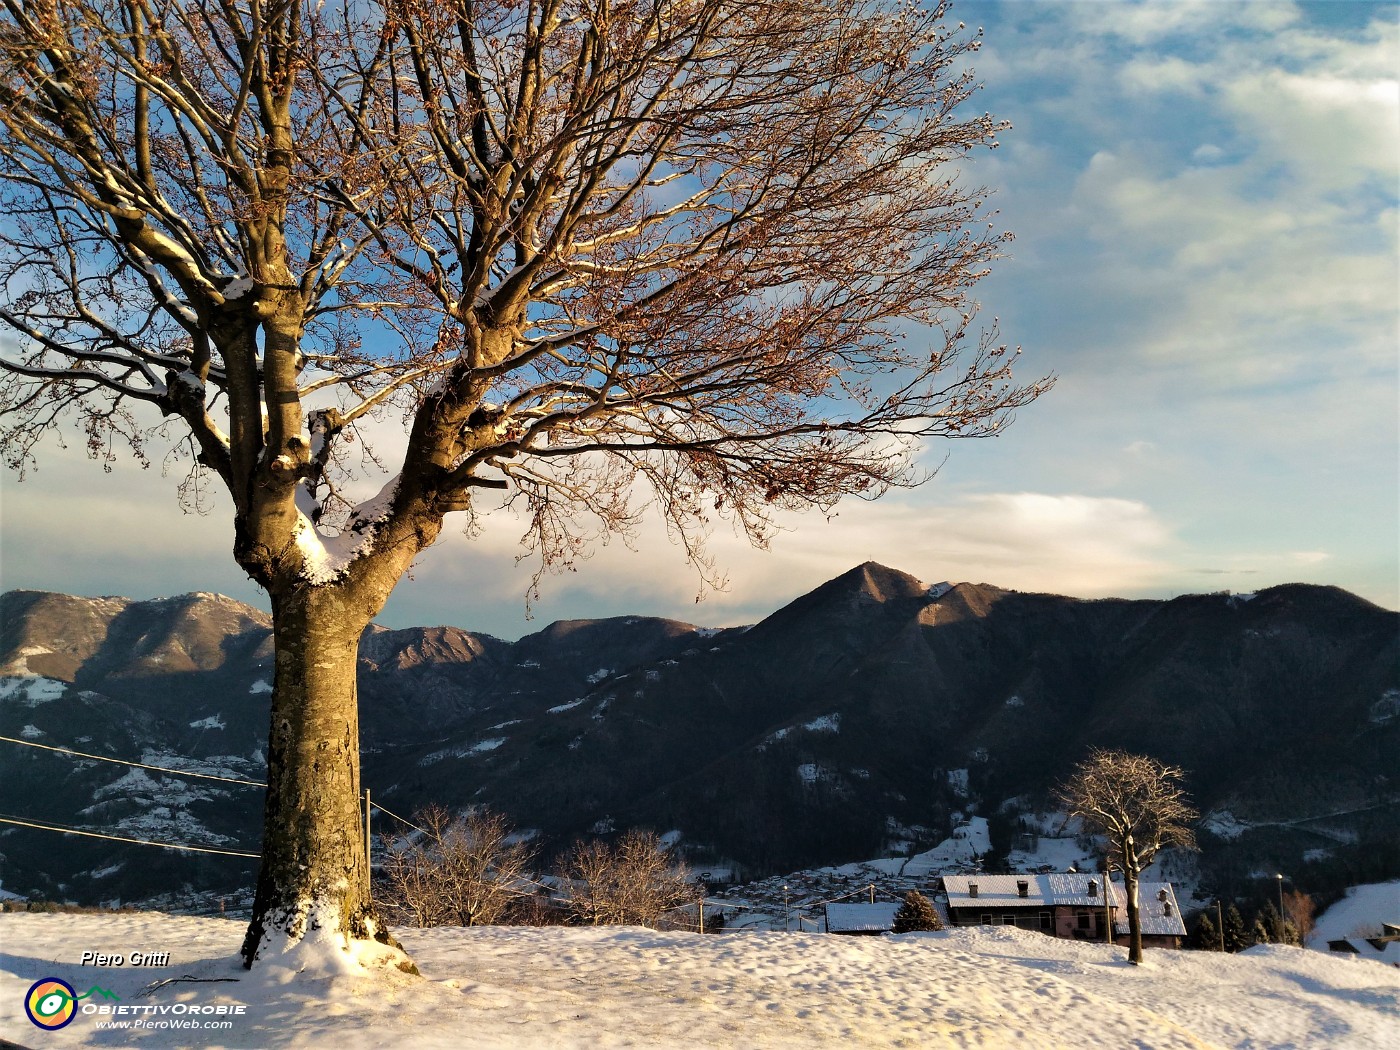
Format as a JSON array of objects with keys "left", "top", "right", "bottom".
[
  {"left": 796, "top": 763, "right": 842, "bottom": 787},
  {"left": 1202, "top": 809, "right": 1251, "bottom": 840},
  {"left": 766, "top": 713, "right": 841, "bottom": 746},
  {"left": 1371, "top": 688, "right": 1400, "bottom": 725},
  {"left": 188, "top": 713, "right": 226, "bottom": 730},
  {"left": 0, "top": 676, "right": 67, "bottom": 705},
  {"left": 1007, "top": 835, "right": 1094, "bottom": 875},
  {"left": 902, "top": 817, "right": 992, "bottom": 877},
  {"left": 418, "top": 737, "right": 507, "bottom": 766}
]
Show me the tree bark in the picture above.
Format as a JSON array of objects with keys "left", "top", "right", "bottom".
[
  {"left": 239, "top": 586, "right": 382, "bottom": 967},
  {"left": 1125, "top": 870, "right": 1143, "bottom": 965}
]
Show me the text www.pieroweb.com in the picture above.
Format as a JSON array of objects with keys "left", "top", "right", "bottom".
[
  {"left": 86, "top": 1003, "right": 246, "bottom": 1031},
  {"left": 94, "top": 1018, "right": 235, "bottom": 1031}
]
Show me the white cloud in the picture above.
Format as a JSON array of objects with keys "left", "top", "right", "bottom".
[
  {"left": 1014, "top": 5, "right": 1400, "bottom": 390},
  {"left": 1223, "top": 68, "right": 1399, "bottom": 191},
  {"left": 385, "top": 489, "right": 1181, "bottom": 633},
  {"left": 1067, "top": 1, "right": 1303, "bottom": 45},
  {"left": 1290, "top": 550, "right": 1332, "bottom": 565}
]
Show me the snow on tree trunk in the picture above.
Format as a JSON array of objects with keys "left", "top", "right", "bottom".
[{"left": 240, "top": 587, "right": 381, "bottom": 967}]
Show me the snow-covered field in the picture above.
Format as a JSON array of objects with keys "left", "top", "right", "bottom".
[
  {"left": 3, "top": 912, "right": 1398, "bottom": 1049},
  {"left": 1309, "top": 880, "right": 1400, "bottom": 946}
]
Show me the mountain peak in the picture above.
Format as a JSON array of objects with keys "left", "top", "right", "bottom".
[{"left": 832, "top": 561, "right": 931, "bottom": 603}]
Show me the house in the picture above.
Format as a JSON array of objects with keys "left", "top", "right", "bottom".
[
  {"left": 824, "top": 902, "right": 901, "bottom": 935},
  {"left": 1118, "top": 882, "right": 1188, "bottom": 949},
  {"left": 938, "top": 873, "right": 1186, "bottom": 948},
  {"left": 1325, "top": 923, "right": 1400, "bottom": 967}
]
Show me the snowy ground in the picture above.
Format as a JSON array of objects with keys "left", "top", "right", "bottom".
[
  {"left": 3, "top": 913, "right": 1398, "bottom": 1049},
  {"left": 1309, "top": 881, "right": 1400, "bottom": 946}
]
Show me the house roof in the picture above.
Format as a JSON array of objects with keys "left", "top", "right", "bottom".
[
  {"left": 1326, "top": 937, "right": 1400, "bottom": 963},
  {"left": 1043, "top": 873, "right": 1128, "bottom": 907},
  {"left": 941, "top": 874, "right": 1125, "bottom": 910},
  {"left": 1114, "top": 882, "right": 1187, "bottom": 938},
  {"left": 824, "top": 902, "right": 901, "bottom": 933}
]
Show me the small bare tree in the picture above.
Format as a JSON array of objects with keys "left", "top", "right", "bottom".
[
  {"left": 559, "top": 829, "right": 693, "bottom": 928},
  {"left": 376, "top": 806, "right": 534, "bottom": 928},
  {"left": 1282, "top": 889, "right": 1316, "bottom": 945},
  {"left": 1056, "top": 749, "right": 1199, "bottom": 965}
]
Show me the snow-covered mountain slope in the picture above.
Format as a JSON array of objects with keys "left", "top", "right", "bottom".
[
  {"left": 3, "top": 569, "right": 1397, "bottom": 910},
  {"left": 2, "top": 912, "right": 1397, "bottom": 1049},
  {"left": 1310, "top": 881, "right": 1400, "bottom": 947}
]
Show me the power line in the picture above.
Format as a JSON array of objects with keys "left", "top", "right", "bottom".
[
  {"left": 0, "top": 814, "right": 260, "bottom": 859},
  {"left": 0, "top": 734, "right": 266, "bottom": 788},
  {"left": 367, "top": 798, "right": 426, "bottom": 836}
]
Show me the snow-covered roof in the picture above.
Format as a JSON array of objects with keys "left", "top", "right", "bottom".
[
  {"left": 1325, "top": 937, "right": 1400, "bottom": 964},
  {"left": 942, "top": 874, "right": 1125, "bottom": 910},
  {"left": 824, "top": 903, "right": 901, "bottom": 933},
  {"left": 1116, "top": 883, "right": 1187, "bottom": 937},
  {"left": 1044, "top": 874, "right": 1127, "bottom": 908}
]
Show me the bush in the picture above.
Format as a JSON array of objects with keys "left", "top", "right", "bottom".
[
  {"left": 558, "top": 829, "right": 694, "bottom": 928},
  {"left": 376, "top": 805, "right": 534, "bottom": 928}
]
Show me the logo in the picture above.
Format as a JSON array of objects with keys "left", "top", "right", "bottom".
[{"left": 24, "top": 978, "right": 119, "bottom": 1030}]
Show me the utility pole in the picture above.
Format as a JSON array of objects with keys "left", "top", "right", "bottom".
[
  {"left": 783, "top": 884, "right": 790, "bottom": 932},
  {"left": 869, "top": 883, "right": 876, "bottom": 905},
  {"left": 1276, "top": 873, "right": 1285, "bottom": 930},
  {"left": 698, "top": 898, "right": 704, "bottom": 935},
  {"left": 1103, "top": 861, "right": 1113, "bottom": 944},
  {"left": 364, "top": 789, "right": 372, "bottom": 886},
  {"left": 1216, "top": 900, "right": 1225, "bottom": 952}
]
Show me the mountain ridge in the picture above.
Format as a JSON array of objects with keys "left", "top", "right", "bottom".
[{"left": 1, "top": 567, "right": 1396, "bottom": 908}]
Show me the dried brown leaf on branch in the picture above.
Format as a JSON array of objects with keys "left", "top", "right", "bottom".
[{"left": 0, "top": 0, "right": 1049, "bottom": 966}]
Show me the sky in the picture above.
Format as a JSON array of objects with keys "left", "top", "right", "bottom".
[{"left": 0, "top": 0, "right": 1396, "bottom": 638}]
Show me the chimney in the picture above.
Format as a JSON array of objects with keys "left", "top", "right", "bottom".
[
  {"left": 1164, "top": 902, "right": 1173, "bottom": 917},
  {"left": 1017, "top": 880, "right": 1029, "bottom": 898},
  {"left": 968, "top": 881, "right": 978, "bottom": 898},
  {"left": 1158, "top": 888, "right": 1169, "bottom": 903},
  {"left": 1088, "top": 879, "right": 1098, "bottom": 897}
]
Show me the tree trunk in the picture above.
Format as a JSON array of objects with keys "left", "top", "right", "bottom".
[
  {"left": 240, "top": 586, "right": 382, "bottom": 967},
  {"left": 1125, "top": 870, "right": 1143, "bottom": 965}
]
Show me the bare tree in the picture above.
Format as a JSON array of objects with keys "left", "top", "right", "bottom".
[
  {"left": 0, "top": 0, "right": 1048, "bottom": 966},
  {"left": 1056, "top": 749, "right": 1199, "bottom": 964},
  {"left": 559, "top": 829, "right": 693, "bottom": 927},
  {"left": 376, "top": 806, "right": 534, "bottom": 928},
  {"left": 1282, "top": 889, "right": 1316, "bottom": 945}
]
